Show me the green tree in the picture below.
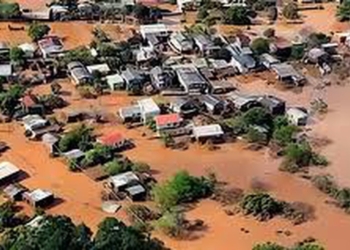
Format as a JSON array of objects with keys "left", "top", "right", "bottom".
[
  {"left": 58, "top": 124, "right": 93, "bottom": 152},
  {"left": 290, "top": 44, "right": 305, "bottom": 60},
  {"left": 197, "top": 6, "right": 209, "bottom": 21},
  {"left": 242, "top": 107, "right": 273, "bottom": 129},
  {"left": 0, "top": 84, "right": 25, "bottom": 116},
  {"left": 281, "top": 142, "right": 313, "bottom": 172},
  {"left": 272, "top": 125, "right": 298, "bottom": 147},
  {"left": 153, "top": 209, "right": 185, "bottom": 238},
  {"left": 253, "top": 242, "right": 285, "bottom": 250},
  {"left": 251, "top": 37, "right": 270, "bottom": 55},
  {"left": 28, "top": 22, "right": 51, "bottom": 41},
  {"left": 0, "top": 3, "right": 20, "bottom": 19},
  {"left": 10, "top": 47, "right": 25, "bottom": 66},
  {"left": 104, "top": 159, "right": 131, "bottom": 176},
  {"left": 282, "top": 3, "right": 299, "bottom": 20},
  {"left": 307, "top": 32, "right": 331, "bottom": 48},
  {"left": 81, "top": 144, "right": 114, "bottom": 167},
  {"left": 246, "top": 127, "right": 268, "bottom": 144},
  {"left": 337, "top": 0, "right": 350, "bottom": 22},
  {"left": 267, "top": 6, "right": 278, "bottom": 21},
  {"left": 152, "top": 181, "right": 179, "bottom": 212},
  {"left": 62, "top": 47, "right": 96, "bottom": 66},
  {"left": 224, "top": 6, "right": 251, "bottom": 25}
]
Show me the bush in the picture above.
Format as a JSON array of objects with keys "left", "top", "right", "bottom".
[
  {"left": 337, "top": 0, "right": 350, "bottom": 22},
  {"left": 81, "top": 144, "right": 114, "bottom": 167},
  {"left": 253, "top": 242, "right": 285, "bottom": 250},
  {"left": 281, "top": 142, "right": 314, "bottom": 172},
  {"left": 197, "top": 7, "right": 209, "bottom": 21},
  {"left": 311, "top": 175, "right": 338, "bottom": 196},
  {"left": 152, "top": 171, "right": 215, "bottom": 211},
  {"left": 28, "top": 22, "right": 51, "bottom": 41},
  {"left": 224, "top": 6, "right": 251, "bottom": 25},
  {"left": 242, "top": 107, "right": 273, "bottom": 129},
  {"left": 335, "top": 188, "right": 350, "bottom": 211},
  {"left": 10, "top": 47, "right": 25, "bottom": 66},
  {"left": 131, "top": 162, "right": 151, "bottom": 173},
  {"left": 153, "top": 209, "right": 185, "bottom": 238},
  {"left": 272, "top": 125, "right": 298, "bottom": 147},
  {"left": 282, "top": 202, "right": 315, "bottom": 225},
  {"left": 290, "top": 44, "right": 305, "bottom": 60},
  {"left": 282, "top": 3, "right": 299, "bottom": 20},
  {"left": 0, "top": 3, "right": 20, "bottom": 19},
  {"left": 245, "top": 127, "right": 268, "bottom": 144},
  {"left": 307, "top": 32, "right": 331, "bottom": 48},
  {"left": 103, "top": 159, "right": 131, "bottom": 176},
  {"left": 240, "top": 193, "right": 283, "bottom": 221},
  {"left": 59, "top": 124, "right": 93, "bottom": 152},
  {"left": 251, "top": 38, "right": 270, "bottom": 55}
]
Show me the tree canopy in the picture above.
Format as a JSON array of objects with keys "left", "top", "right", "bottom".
[
  {"left": 251, "top": 38, "right": 270, "bottom": 55},
  {"left": 58, "top": 124, "right": 94, "bottom": 152},
  {"left": 282, "top": 3, "right": 299, "bottom": 20},
  {"left": 224, "top": 6, "right": 251, "bottom": 25},
  {"left": 0, "top": 3, "right": 20, "bottom": 19},
  {"left": 28, "top": 23, "right": 51, "bottom": 41},
  {"left": 337, "top": 0, "right": 350, "bottom": 22}
]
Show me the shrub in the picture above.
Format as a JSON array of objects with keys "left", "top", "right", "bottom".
[
  {"left": 290, "top": 44, "right": 305, "bottom": 60},
  {"left": 197, "top": 7, "right": 209, "bottom": 21},
  {"left": 245, "top": 127, "right": 268, "bottom": 144},
  {"left": 59, "top": 125, "right": 93, "bottom": 152},
  {"left": 267, "top": 6, "right": 278, "bottom": 21},
  {"left": 311, "top": 175, "right": 338, "bottom": 196},
  {"left": 253, "top": 242, "right": 285, "bottom": 250},
  {"left": 251, "top": 38, "right": 270, "bottom": 55},
  {"left": 28, "top": 22, "right": 50, "bottom": 41},
  {"left": 282, "top": 202, "right": 315, "bottom": 225},
  {"left": 272, "top": 125, "right": 298, "bottom": 147},
  {"left": 153, "top": 209, "right": 185, "bottom": 238},
  {"left": 224, "top": 6, "right": 251, "bottom": 25},
  {"left": 0, "top": 3, "right": 20, "bottom": 19},
  {"left": 240, "top": 193, "right": 283, "bottom": 221},
  {"left": 337, "top": 0, "right": 350, "bottom": 22},
  {"left": 131, "top": 162, "right": 151, "bottom": 173},
  {"left": 282, "top": 3, "right": 299, "bottom": 20},
  {"left": 307, "top": 32, "right": 331, "bottom": 48},
  {"left": 281, "top": 142, "right": 314, "bottom": 172},
  {"left": 103, "top": 159, "right": 131, "bottom": 176},
  {"left": 242, "top": 107, "right": 273, "bottom": 129},
  {"left": 81, "top": 144, "right": 114, "bottom": 167}
]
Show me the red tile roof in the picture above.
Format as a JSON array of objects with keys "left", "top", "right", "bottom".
[
  {"left": 98, "top": 132, "right": 124, "bottom": 146},
  {"left": 22, "top": 94, "right": 37, "bottom": 108},
  {"left": 154, "top": 113, "right": 182, "bottom": 127}
]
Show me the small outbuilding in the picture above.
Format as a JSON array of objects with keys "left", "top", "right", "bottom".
[
  {"left": 287, "top": 107, "right": 308, "bottom": 126},
  {"left": 106, "top": 74, "right": 125, "bottom": 91},
  {"left": 192, "top": 124, "right": 224, "bottom": 142},
  {"left": 257, "top": 95, "right": 286, "bottom": 115},
  {"left": 0, "top": 161, "right": 21, "bottom": 185},
  {"left": 3, "top": 183, "right": 26, "bottom": 201},
  {"left": 108, "top": 171, "right": 140, "bottom": 192},
  {"left": 87, "top": 63, "right": 110, "bottom": 75},
  {"left": 125, "top": 184, "right": 146, "bottom": 201},
  {"left": 271, "top": 63, "right": 306, "bottom": 86},
  {"left": 198, "top": 95, "right": 226, "bottom": 115},
  {"left": 42, "top": 133, "right": 60, "bottom": 156},
  {"left": 24, "top": 189, "right": 54, "bottom": 208},
  {"left": 118, "top": 105, "right": 142, "bottom": 123},
  {"left": 137, "top": 98, "right": 160, "bottom": 124}
]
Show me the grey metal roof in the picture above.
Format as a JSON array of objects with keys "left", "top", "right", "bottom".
[
  {"left": 67, "top": 61, "right": 92, "bottom": 81},
  {"left": 199, "top": 94, "right": 222, "bottom": 106},
  {"left": 42, "top": 133, "right": 59, "bottom": 146},
  {"left": 227, "top": 44, "right": 256, "bottom": 69},
  {"left": 256, "top": 95, "right": 285, "bottom": 109},
  {"left": 125, "top": 184, "right": 146, "bottom": 196},
  {"left": 176, "top": 66, "right": 207, "bottom": 87},
  {"left": 3, "top": 184, "right": 25, "bottom": 198},
  {"left": 119, "top": 105, "right": 141, "bottom": 118},
  {"left": 26, "top": 189, "right": 53, "bottom": 202},
  {"left": 260, "top": 53, "right": 280, "bottom": 65},
  {"left": 121, "top": 68, "right": 143, "bottom": 82},
  {"left": 63, "top": 149, "right": 84, "bottom": 160},
  {"left": 271, "top": 63, "right": 302, "bottom": 79}
]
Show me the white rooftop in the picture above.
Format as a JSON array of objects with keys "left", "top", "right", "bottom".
[
  {"left": 137, "top": 98, "right": 160, "bottom": 114},
  {"left": 106, "top": 74, "right": 124, "bottom": 84},
  {"left": 27, "top": 189, "right": 53, "bottom": 202},
  {"left": 193, "top": 124, "right": 224, "bottom": 138},
  {"left": 109, "top": 171, "right": 139, "bottom": 188},
  {"left": 140, "top": 23, "right": 168, "bottom": 37},
  {"left": 287, "top": 107, "right": 308, "bottom": 118},
  {"left": 87, "top": 63, "right": 110, "bottom": 74},
  {"left": 0, "top": 161, "right": 20, "bottom": 181}
]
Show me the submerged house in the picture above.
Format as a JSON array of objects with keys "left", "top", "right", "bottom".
[
  {"left": 175, "top": 65, "right": 208, "bottom": 94},
  {"left": 287, "top": 107, "right": 308, "bottom": 126},
  {"left": 198, "top": 95, "right": 227, "bottom": 115},
  {"left": 106, "top": 74, "right": 125, "bottom": 91},
  {"left": 0, "top": 161, "right": 21, "bottom": 185},
  {"left": 97, "top": 131, "right": 129, "bottom": 150},
  {"left": 150, "top": 66, "right": 173, "bottom": 90},
  {"left": 24, "top": 189, "right": 54, "bottom": 208},
  {"left": 37, "top": 36, "right": 64, "bottom": 58},
  {"left": 67, "top": 61, "right": 93, "bottom": 85},
  {"left": 118, "top": 105, "right": 142, "bottom": 123},
  {"left": 121, "top": 68, "right": 145, "bottom": 93},
  {"left": 226, "top": 43, "right": 256, "bottom": 74},
  {"left": 137, "top": 98, "right": 160, "bottom": 124},
  {"left": 193, "top": 34, "right": 219, "bottom": 55},
  {"left": 226, "top": 92, "right": 260, "bottom": 111},
  {"left": 169, "top": 97, "right": 198, "bottom": 117},
  {"left": 154, "top": 113, "right": 185, "bottom": 136},
  {"left": 271, "top": 63, "right": 306, "bottom": 86},
  {"left": 169, "top": 32, "right": 194, "bottom": 53},
  {"left": 192, "top": 124, "right": 224, "bottom": 142},
  {"left": 256, "top": 95, "right": 286, "bottom": 115}
]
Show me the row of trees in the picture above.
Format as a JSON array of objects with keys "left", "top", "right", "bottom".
[
  {"left": 0, "top": 215, "right": 169, "bottom": 250},
  {"left": 253, "top": 241, "right": 324, "bottom": 250}
]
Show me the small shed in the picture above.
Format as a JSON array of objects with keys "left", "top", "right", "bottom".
[
  {"left": 198, "top": 95, "right": 226, "bottom": 115},
  {"left": 0, "top": 64, "right": 12, "bottom": 77},
  {"left": 24, "top": 189, "right": 54, "bottom": 208},
  {"left": 192, "top": 124, "right": 224, "bottom": 141},
  {"left": 271, "top": 63, "right": 305, "bottom": 86},
  {"left": 125, "top": 184, "right": 146, "bottom": 201},
  {"left": 226, "top": 92, "right": 260, "bottom": 111},
  {"left": 3, "top": 184, "right": 26, "bottom": 201},
  {"left": 118, "top": 105, "right": 142, "bottom": 123},
  {"left": 260, "top": 53, "right": 280, "bottom": 69},
  {"left": 137, "top": 98, "right": 160, "bottom": 124},
  {"left": 209, "top": 80, "right": 236, "bottom": 95},
  {"left": 0, "top": 161, "right": 21, "bottom": 185},
  {"left": 169, "top": 97, "right": 198, "bottom": 117},
  {"left": 257, "top": 95, "right": 286, "bottom": 115},
  {"left": 63, "top": 149, "right": 85, "bottom": 161},
  {"left": 106, "top": 74, "right": 125, "bottom": 91},
  {"left": 287, "top": 107, "right": 308, "bottom": 126},
  {"left": 42, "top": 133, "right": 60, "bottom": 155},
  {"left": 87, "top": 63, "right": 110, "bottom": 75},
  {"left": 109, "top": 171, "right": 140, "bottom": 192}
]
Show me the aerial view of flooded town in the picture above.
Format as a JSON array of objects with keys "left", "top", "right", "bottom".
[{"left": 0, "top": 0, "right": 349, "bottom": 249}]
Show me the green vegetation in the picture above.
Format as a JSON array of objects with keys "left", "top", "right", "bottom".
[
  {"left": 240, "top": 193, "right": 284, "bottom": 221},
  {"left": 272, "top": 124, "right": 299, "bottom": 147},
  {"left": 0, "top": 84, "right": 25, "bottom": 116},
  {"left": 224, "top": 6, "right": 251, "bottom": 25},
  {"left": 152, "top": 170, "right": 215, "bottom": 212},
  {"left": 307, "top": 32, "right": 331, "bottom": 48},
  {"left": 312, "top": 175, "right": 350, "bottom": 213},
  {"left": 245, "top": 126, "right": 268, "bottom": 144},
  {"left": 282, "top": 3, "right": 299, "bottom": 20},
  {"left": 103, "top": 159, "right": 130, "bottom": 176},
  {"left": 28, "top": 22, "right": 51, "bottom": 41},
  {"left": 153, "top": 209, "right": 185, "bottom": 238},
  {"left": 10, "top": 47, "right": 25, "bottom": 66},
  {"left": 81, "top": 144, "right": 114, "bottom": 168},
  {"left": 1, "top": 215, "right": 168, "bottom": 250},
  {"left": 251, "top": 37, "right": 270, "bottom": 55},
  {"left": 253, "top": 242, "right": 324, "bottom": 250},
  {"left": 337, "top": 0, "right": 350, "bottom": 22},
  {"left": 281, "top": 141, "right": 328, "bottom": 173},
  {"left": 62, "top": 47, "right": 96, "bottom": 66},
  {"left": 290, "top": 44, "right": 305, "bottom": 60},
  {"left": 0, "top": 3, "right": 20, "bottom": 19},
  {"left": 58, "top": 124, "right": 94, "bottom": 152}
]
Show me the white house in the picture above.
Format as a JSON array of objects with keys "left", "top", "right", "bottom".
[
  {"left": 287, "top": 107, "right": 308, "bottom": 126},
  {"left": 137, "top": 98, "right": 160, "bottom": 124}
]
